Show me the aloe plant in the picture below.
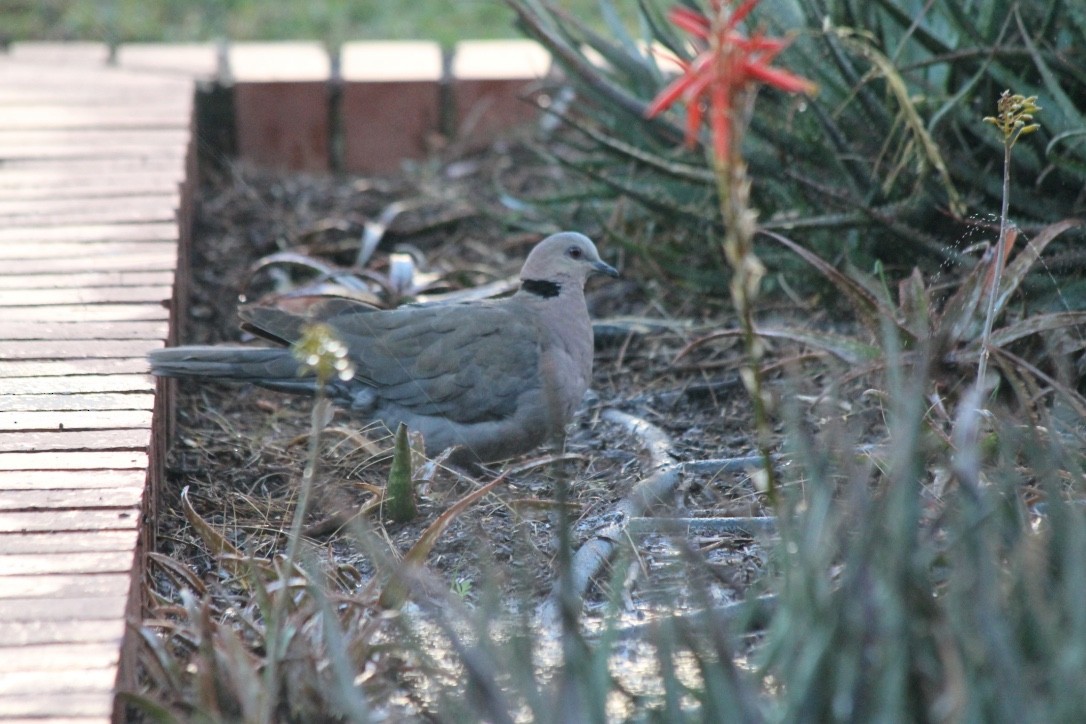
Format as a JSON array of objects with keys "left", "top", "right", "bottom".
[{"left": 508, "top": 0, "right": 1086, "bottom": 288}]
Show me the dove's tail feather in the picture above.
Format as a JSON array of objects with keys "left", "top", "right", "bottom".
[{"left": 149, "top": 346, "right": 319, "bottom": 395}]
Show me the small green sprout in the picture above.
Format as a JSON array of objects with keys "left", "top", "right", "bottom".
[
  {"left": 386, "top": 422, "right": 418, "bottom": 523},
  {"left": 452, "top": 578, "right": 473, "bottom": 598}
]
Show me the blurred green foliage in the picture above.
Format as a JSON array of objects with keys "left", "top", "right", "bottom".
[{"left": 2, "top": 0, "right": 630, "bottom": 47}]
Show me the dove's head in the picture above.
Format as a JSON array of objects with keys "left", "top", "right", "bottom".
[{"left": 520, "top": 232, "right": 618, "bottom": 292}]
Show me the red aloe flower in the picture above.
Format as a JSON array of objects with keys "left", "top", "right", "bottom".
[{"left": 646, "top": 0, "right": 816, "bottom": 162}]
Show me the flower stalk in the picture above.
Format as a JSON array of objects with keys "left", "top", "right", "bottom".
[
  {"left": 714, "top": 90, "right": 776, "bottom": 498},
  {"left": 647, "top": 0, "right": 816, "bottom": 502},
  {"left": 976, "top": 91, "right": 1041, "bottom": 388},
  {"left": 283, "top": 323, "right": 355, "bottom": 566},
  {"left": 260, "top": 322, "right": 355, "bottom": 723}
]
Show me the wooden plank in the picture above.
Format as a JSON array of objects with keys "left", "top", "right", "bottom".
[
  {"left": 0, "top": 429, "right": 152, "bottom": 453},
  {"left": 0, "top": 340, "right": 162, "bottom": 360},
  {"left": 0, "top": 509, "right": 140, "bottom": 533},
  {"left": 0, "top": 691, "right": 115, "bottom": 720},
  {"left": 0, "top": 304, "right": 169, "bottom": 323},
  {"left": 0, "top": 358, "right": 150, "bottom": 378},
  {"left": 0, "top": 76, "right": 191, "bottom": 99},
  {"left": 0, "top": 716, "right": 111, "bottom": 724},
  {"left": 117, "top": 42, "right": 219, "bottom": 78},
  {"left": 0, "top": 469, "right": 145, "bottom": 492},
  {"left": 0, "top": 669, "right": 117, "bottom": 697},
  {"left": 0, "top": 393, "right": 156, "bottom": 413},
  {"left": 0, "top": 138, "right": 188, "bottom": 157},
  {"left": 0, "top": 641, "right": 120, "bottom": 673},
  {"left": 0, "top": 488, "right": 145, "bottom": 512},
  {"left": 0, "top": 550, "right": 136, "bottom": 576},
  {"left": 0, "top": 73, "right": 190, "bottom": 99},
  {"left": 0, "top": 590, "right": 129, "bottom": 620},
  {"left": 451, "top": 40, "right": 550, "bottom": 150},
  {"left": 0, "top": 572, "right": 133, "bottom": 600},
  {"left": 232, "top": 42, "right": 332, "bottom": 172},
  {"left": 0, "top": 529, "right": 137, "bottom": 553},
  {"left": 0, "top": 68, "right": 190, "bottom": 94},
  {"left": 0, "top": 451, "right": 148, "bottom": 471},
  {"left": 6, "top": 41, "right": 111, "bottom": 64},
  {"left": 0, "top": 252, "right": 178, "bottom": 274},
  {"left": 0, "top": 173, "right": 182, "bottom": 197},
  {"left": 0, "top": 285, "right": 171, "bottom": 307},
  {"left": 0, "top": 208, "right": 179, "bottom": 227},
  {"left": 0, "top": 203, "right": 180, "bottom": 227},
  {"left": 0, "top": 193, "right": 178, "bottom": 216},
  {"left": 0, "top": 374, "right": 154, "bottom": 395},
  {"left": 0, "top": 47, "right": 196, "bottom": 724},
  {"left": 0, "top": 143, "right": 189, "bottom": 162},
  {"left": 0, "top": 105, "right": 193, "bottom": 131},
  {"left": 0, "top": 156, "right": 186, "bottom": 177},
  {"left": 0, "top": 409, "right": 154, "bottom": 432},
  {"left": 0, "top": 320, "right": 169, "bottom": 341},
  {"left": 0, "top": 270, "right": 174, "bottom": 290},
  {"left": 0, "top": 616, "right": 126, "bottom": 646},
  {"left": 0, "top": 240, "right": 176, "bottom": 261},
  {"left": 0, "top": 221, "right": 177, "bottom": 244},
  {"left": 0, "top": 128, "right": 191, "bottom": 147}
]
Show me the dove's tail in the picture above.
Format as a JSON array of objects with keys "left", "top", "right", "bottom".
[{"left": 148, "top": 346, "right": 319, "bottom": 395}]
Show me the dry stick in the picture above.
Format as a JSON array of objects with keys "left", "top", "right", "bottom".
[
  {"left": 682, "top": 456, "right": 768, "bottom": 475},
  {"left": 542, "top": 409, "right": 679, "bottom": 626},
  {"left": 605, "top": 408, "right": 675, "bottom": 469},
  {"left": 640, "top": 459, "right": 780, "bottom": 535},
  {"left": 542, "top": 411, "right": 780, "bottom": 626},
  {"left": 627, "top": 516, "right": 778, "bottom": 536}
]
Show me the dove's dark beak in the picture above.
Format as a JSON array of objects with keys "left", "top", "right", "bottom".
[{"left": 593, "top": 259, "right": 620, "bottom": 278}]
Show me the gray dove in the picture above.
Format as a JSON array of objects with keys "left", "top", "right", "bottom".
[{"left": 149, "top": 232, "right": 618, "bottom": 464}]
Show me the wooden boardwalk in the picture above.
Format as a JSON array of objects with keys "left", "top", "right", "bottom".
[
  {"left": 0, "top": 38, "right": 548, "bottom": 721},
  {"left": 0, "top": 50, "right": 194, "bottom": 721}
]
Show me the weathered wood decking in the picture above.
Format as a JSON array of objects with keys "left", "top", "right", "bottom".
[
  {"left": 0, "top": 39, "right": 548, "bottom": 721},
  {"left": 0, "top": 50, "right": 194, "bottom": 721}
]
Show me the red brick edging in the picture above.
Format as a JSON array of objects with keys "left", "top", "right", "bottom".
[{"left": 7, "top": 39, "right": 554, "bottom": 175}]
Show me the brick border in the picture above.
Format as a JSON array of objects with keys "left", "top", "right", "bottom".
[{"left": 7, "top": 39, "right": 553, "bottom": 175}]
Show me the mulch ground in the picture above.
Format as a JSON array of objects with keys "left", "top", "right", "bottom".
[{"left": 143, "top": 140, "right": 858, "bottom": 716}]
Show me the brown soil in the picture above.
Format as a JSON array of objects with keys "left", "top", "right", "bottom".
[{"left": 146, "top": 141, "right": 827, "bottom": 714}]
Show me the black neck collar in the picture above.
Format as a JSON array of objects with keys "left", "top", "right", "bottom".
[{"left": 521, "top": 279, "right": 561, "bottom": 298}]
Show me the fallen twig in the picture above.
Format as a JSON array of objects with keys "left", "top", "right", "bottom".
[
  {"left": 541, "top": 409, "right": 681, "bottom": 625},
  {"left": 681, "top": 456, "right": 768, "bottom": 476},
  {"left": 541, "top": 407, "right": 784, "bottom": 628},
  {"left": 626, "top": 516, "right": 778, "bottom": 536}
]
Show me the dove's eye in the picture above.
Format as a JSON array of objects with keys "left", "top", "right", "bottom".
[{"left": 567, "top": 246, "right": 583, "bottom": 260}]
